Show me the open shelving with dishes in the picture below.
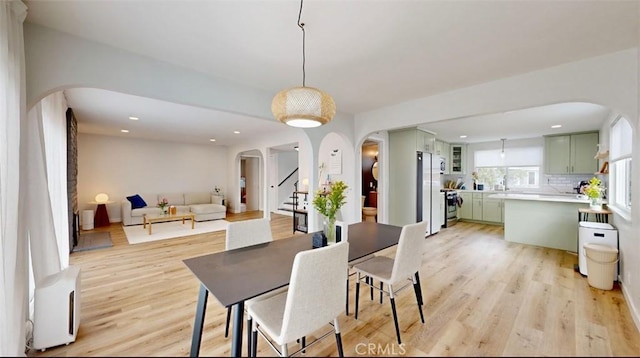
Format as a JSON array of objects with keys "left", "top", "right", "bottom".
[
  {"left": 450, "top": 144, "right": 466, "bottom": 174},
  {"left": 594, "top": 149, "right": 609, "bottom": 174}
]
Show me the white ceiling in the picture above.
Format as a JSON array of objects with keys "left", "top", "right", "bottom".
[{"left": 24, "top": 0, "right": 638, "bottom": 145}]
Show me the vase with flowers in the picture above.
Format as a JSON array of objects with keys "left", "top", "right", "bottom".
[
  {"left": 583, "top": 177, "right": 605, "bottom": 210},
  {"left": 158, "top": 197, "right": 169, "bottom": 214},
  {"left": 312, "top": 180, "right": 348, "bottom": 245},
  {"left": 472, "top": 171, "right": 479, "bottom": 190}
]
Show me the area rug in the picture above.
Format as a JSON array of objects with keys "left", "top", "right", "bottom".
[
  {"left": 73, "top": 232, "right": 113, "bottom": 252},
  {"left": 123, "top": 219, "right": 229, "bottom": 245}
]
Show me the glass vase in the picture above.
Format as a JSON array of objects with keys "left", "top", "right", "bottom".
[
  {"left": 589, "top": 197, "right": 602, "bottom": 210},
  {"left": 323, "top": 216, "right": 336, "bottom": 245}
]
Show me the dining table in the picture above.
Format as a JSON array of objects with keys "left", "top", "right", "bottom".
[{"left": 183, "top": 221, "right": 404, "bottom": 357}]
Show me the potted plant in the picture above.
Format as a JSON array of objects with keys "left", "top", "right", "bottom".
[
  {"left": 583, "top": 176, "right": 605, "bottom": 210},
  {"left": 312, "top": 180, "right": 348, "bottom": 244}
]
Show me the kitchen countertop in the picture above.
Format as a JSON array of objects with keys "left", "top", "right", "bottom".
[{"left": 487, "top": 192, "right": 593, "bottom": 204}]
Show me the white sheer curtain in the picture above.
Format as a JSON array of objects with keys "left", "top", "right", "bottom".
[
  {"left": 41, "top": 91, "right": 70, "bottom": 267},
  {"left": 25, "top": 101, "right": 63, "bottom": 285},
  {"left": 1, "top": 1, "right": 28, "bottom": 356}
]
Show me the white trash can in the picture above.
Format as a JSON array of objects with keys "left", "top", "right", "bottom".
[
  {"left": 584, "top": 243, "right": 618, "bottom": 290},
  {"left": 82, "top": 210, "right": 94, "bottom": 230}
]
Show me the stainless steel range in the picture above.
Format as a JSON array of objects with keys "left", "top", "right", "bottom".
[{"left": 442, "top": 190, "right": 458, "bottom": 227}]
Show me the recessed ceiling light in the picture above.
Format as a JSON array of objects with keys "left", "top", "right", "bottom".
[
  {"left": 551, "top": 124, "right": 562, "bottom": 128},
  {"left": 209, "top": 139, "right": 216, "bottom": 142},
  {"left": 121, "top": 129, "right": 129, "bottom": 133},
  {"left": 233, "top": 130, "right": 240, "bottom": 134},
  {"left": 459, "top": 135, "right": 467, "bottom": 138},
  {"left": 129, "top": 116, "right": 139, "bottom": 120}
]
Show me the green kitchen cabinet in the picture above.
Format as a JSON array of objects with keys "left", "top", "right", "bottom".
[
  {"left": 458, "top": 192, "right": 472, "bottom": 220},
  {"left": 545, "top": 132, "right": 599, "bottom": 174}
]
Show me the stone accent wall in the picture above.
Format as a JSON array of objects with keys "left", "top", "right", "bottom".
[{"left": 66, "top": 108, "right": 78, "bottom": 250}]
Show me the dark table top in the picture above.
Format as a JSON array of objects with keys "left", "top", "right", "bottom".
[{"left": 183, "top": 221, "right": 402, "bottom": 307}]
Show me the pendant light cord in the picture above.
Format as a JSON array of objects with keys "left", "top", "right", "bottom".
[{"left": 297, "top": 0, "right": 306, "bottom": 87}]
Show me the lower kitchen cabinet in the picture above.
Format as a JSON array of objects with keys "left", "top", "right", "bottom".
[
  {"left": 458, "top": 192, "right": 472, "bottom": 220},
  {"left": 472, "top": 193, "right": 483, "bottom": 220},
  {"left": 458, "top": 191, "right": 504, "bottom": 224},
  {"left": 482, "top": 197, "right": 503, "bottom": 223}
]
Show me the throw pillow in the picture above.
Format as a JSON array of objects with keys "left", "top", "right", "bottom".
[{"left": 126, "top": 194, "right": 147, "bottom": 209}]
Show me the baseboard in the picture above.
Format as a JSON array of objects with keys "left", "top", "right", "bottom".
[{"left": 621, "top": 280, "right": 640, "bottom": 334}]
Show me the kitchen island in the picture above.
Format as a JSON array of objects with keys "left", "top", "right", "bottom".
[{"left": 488, "top": 193, "right": 592, "bottom": 252}]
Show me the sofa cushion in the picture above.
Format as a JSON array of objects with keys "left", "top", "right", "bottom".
[
  {"left": 157, "top": 193, "right": 184, "bottom": 206},
  {"left": 185, "top": 192, "right": 212, "bottom": 205},
  {"left": 126, "top": 194, "right": 147, "bottom": 209},
  {"left": 174, "top": 205, "right": 191, "bottom": 214},
  {"left": 211, "top": 195, "right": 224, "bottom": 205},
  {"left": 131, "top": 207, "right": 162, "bottom": 217},
  {"left": 190, "top": 203, "right": 226, "bottom": 214}
]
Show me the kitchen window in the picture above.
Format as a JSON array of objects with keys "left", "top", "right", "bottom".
[
  {"left": 476, "top": 167, "right": 540, "bottom": 190},
  {"left": 475, "top": 146, "right": 542, "bottom": 190},
  {"left": 609, "top": 116, "right": 632, "bottom": 216}
]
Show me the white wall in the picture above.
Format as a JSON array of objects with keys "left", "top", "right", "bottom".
[
  {"left": 77, "top": 133, "right": 227, "bottom": 223},
  {"left": 277, "top": 151, "right": 299, "bottom": 207},
  {"left": 317, "top": 132, "right": 357, "bottom": 229}
]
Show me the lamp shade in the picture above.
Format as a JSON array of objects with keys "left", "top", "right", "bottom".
[
  {"left": 94, "top": 193, "right": 109, "bottom": 203},
  {"left": 272, "top": 86, "right": 336, "bottom": 128}
]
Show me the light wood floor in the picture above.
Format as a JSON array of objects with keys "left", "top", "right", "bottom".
[{"left": 27, "top": 212, "right": 640, "bottom": 357}]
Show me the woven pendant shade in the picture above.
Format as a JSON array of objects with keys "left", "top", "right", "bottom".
[{"left": 272, "top": 86, "right": 336, "bottom": 128}]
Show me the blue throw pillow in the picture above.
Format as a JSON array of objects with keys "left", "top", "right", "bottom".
[{"left": 126, "top": 194, "right": 147, "bottom": 209}]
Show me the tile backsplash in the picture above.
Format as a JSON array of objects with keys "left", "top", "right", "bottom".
[{"left": 441, "top": 173, "right": 607, "bottom": 196}]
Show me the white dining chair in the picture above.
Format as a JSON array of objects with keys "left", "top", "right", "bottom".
[
  {"left": 247, "top": 241, "right": 349, "bottom": 357},
  {"left": 352, "top": 220, "right": 427, "bottom": 345},
  {"left": 223, "top": 218, "right": 285, "bottom": 356}
]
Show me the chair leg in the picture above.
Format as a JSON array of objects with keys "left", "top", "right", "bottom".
[
  {"left": 345, "top": 275, "right": 350, "bottom": 316},
  {"left": 389, "top": 285, "right": 402, "bottom": 345},
  {"left": 281, "top": 344, "right": 288, "bottom": 357},
  {"left": 334, "top": 318, "right": 344, "bottom": 358},
  {"left": 369, "top": 276, "right": 374, "bottom": 301},
  {"left": 380, "top": 282, "right": 383, "bottom": 304},
  {"left": 335, "top": 332, "right": 344, "bottom": 357},
  {"left": 251, "top": 321, "right": 258, "bottom": 358},
  {"left": 246, "top": 317, "right": 252, "bottom": 357},
  {"left": 355, "top": 272, "right": 361, "bottom": 320},
  {"left": 413, "top": 272, "right": 424, "bottom": 306},
  {"left": 301, "top": 336, "right": 306, "bottom": 353},
  {"left": 224, "top": 306, "right": 232, "bottom": 338},
  {"left": 413, "top": 273, "right": 425, "bottom": 323}
]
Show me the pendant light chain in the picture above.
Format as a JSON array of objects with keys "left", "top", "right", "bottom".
[
  {"left": 271, "top": 0, "right": 336, "bottom": 128},
  {"left": 297, "top": 0, "right": 306, "bottom": 87}
]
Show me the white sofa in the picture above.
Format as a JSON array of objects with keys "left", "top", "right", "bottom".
[{"left": 121, "top": 192, "right": 226, "bottom": 226}]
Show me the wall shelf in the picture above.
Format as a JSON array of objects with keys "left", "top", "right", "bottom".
[{"left": 292, "top": 191, "right": 308, "bottom": 234}]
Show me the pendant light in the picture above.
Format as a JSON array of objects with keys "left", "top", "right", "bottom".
[
  {"left": 271, "top": 0, "right": 336, "bottom": 128},
  {"left": 500, "top": 138, "right": 506, "bottom": 158}
]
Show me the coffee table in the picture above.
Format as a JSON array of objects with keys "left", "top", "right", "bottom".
[{"left": 143, "top": 212, "right": 195, "bottom": 235}]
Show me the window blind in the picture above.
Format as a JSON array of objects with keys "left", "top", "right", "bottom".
[{"left": 474, "top": 147, "right": 543, "bottom": 167}]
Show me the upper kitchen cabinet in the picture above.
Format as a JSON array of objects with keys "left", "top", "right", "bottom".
[
  {"left": 544, "top": 132, "right": 599, "bottom": 174},
  {"left": 450, "top": 144, "right": 467, "bottom": 174},
  {"left": 391, "top": 128, "right": 436, "bottom": 153},
  {"left": 435, "top": 140, "right": 451, "bottom": 174}
]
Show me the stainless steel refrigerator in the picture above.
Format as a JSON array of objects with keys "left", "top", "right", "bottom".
[{"left": 417, "top": 151, "right": 442, "bottom": 236}]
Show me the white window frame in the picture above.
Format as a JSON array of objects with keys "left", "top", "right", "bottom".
[{"left": 608, "top": 116, "right": 632, "bottom": 219}]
